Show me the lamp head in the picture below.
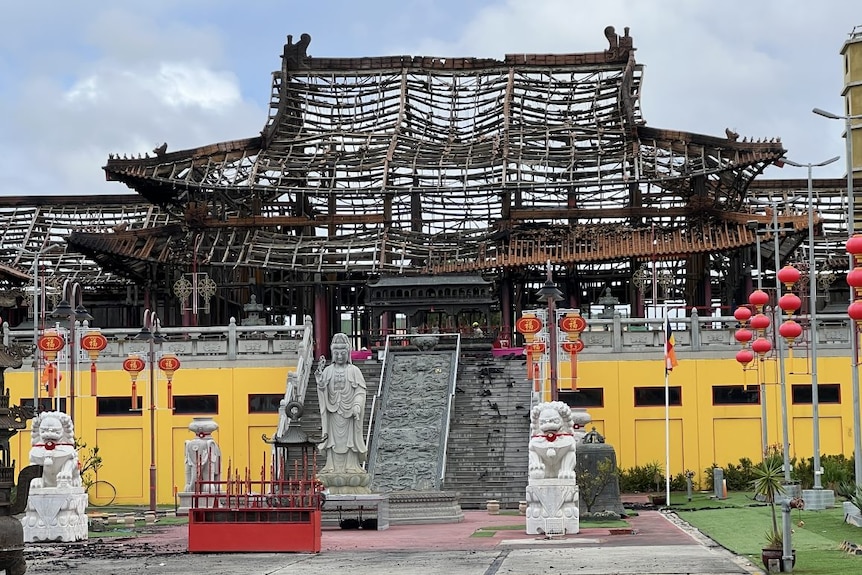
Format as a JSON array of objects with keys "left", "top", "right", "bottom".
[
  {"left": 536, "top": 279, "right": 564, "bottom": 302},
  {"left": 74, "top": 304, "right": 94, "bottom": 323},
  {"left": 49, "top": 299, "right": 73, "bottom": 320},
  {"left": 812, "top": 108, "right": 841, "bottom": 120}
]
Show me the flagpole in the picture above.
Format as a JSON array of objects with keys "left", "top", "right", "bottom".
[{"left": 664, "top": 304, "right": 671, "bottom": 506}]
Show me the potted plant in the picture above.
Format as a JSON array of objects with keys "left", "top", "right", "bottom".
[{"left": 752, "top": 457, "right": 794, "bottom": 571}]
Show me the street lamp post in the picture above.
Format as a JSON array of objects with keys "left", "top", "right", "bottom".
[
  {"left": 48, "top": 280, "right": 93, "bottom": 422},
  {"left": 783, "top": 155, "right": 840, "bottom": 490},
  {"left": 745, "top": 221, "right": 769, "bottom": 457},
  {"left": 813, "top": 107, "right": 862, "bottom": 487},
  {"left": 17, "top": 244, "right": 62, "bottom": 412},
  {"left": 536, "top": 261, "right": 563, "bottom": 401},
  {"left": 135, "top": 309, "right": 164, "bottom": 513}
]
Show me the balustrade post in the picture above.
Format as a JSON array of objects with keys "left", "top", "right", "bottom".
[
  {"left": 228, "top": 317, "right": 237, "bottom": 360},
  {"left": 612, "top": 313, "right": 622, "bottom": 353},
  {"left": 690, "top": 309, "right": 701, "bottom": 352}
]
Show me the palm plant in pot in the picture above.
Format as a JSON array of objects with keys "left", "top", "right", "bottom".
[{"left": 752, "top": 456, "right": 793, "bottom": 571}]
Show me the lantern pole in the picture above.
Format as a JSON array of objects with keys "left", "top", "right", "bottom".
[
  {"left": 783, "top": 155, "right": 839, "bottom": 492},
  {"left": 746, "top": 221, "right": 770, "bottom": 457},
  {"left": 813, "top": 107, "right": 862, "bottom": 488},
  {"left": 536, "top": 261, "right": 563, "bottom": 401}
]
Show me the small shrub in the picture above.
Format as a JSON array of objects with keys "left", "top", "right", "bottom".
[
  {"left": 75, "top": 440, "right": 102, "bottom": 489},
  {"left": 619, "top": 461, "right": 663, "bottom": 493}
]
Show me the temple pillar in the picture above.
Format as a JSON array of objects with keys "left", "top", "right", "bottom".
[
  {"left": 314, "top": 282, "right": 330, "bottom": 359},
  {"left": 500, "top": 276, "right": 513, "bottom": 340}
]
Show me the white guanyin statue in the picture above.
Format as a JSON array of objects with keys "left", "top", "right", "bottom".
[
  {"left": 22, "top": 411, "right": 88, "bottom": 542},
  {"left": 316, "top": 332, "right": 371, "bottom": 494}
]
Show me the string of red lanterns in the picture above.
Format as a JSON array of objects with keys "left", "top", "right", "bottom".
[
  {"left": 734, "top": 265, "right": 805, "bottom": 368},
  {"left": 776, "top": 265, "right": 802, "bottom": 351},
  {"left": 847, "top": 235, "right": 862, "bottom": 327}
]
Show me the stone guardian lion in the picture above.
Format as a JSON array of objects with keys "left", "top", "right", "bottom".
[
  {"left": 29, "top": 411, "right": 82, "bottom": 489},
  {"left": 528, "top": 401, "right": 577, "bottom": 480}
]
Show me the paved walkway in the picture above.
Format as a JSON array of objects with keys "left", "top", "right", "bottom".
[{"left": 24, "top": 510, "right": 765, "bottom": 575}]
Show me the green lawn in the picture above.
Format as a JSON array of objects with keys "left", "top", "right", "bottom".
[{"left": 676, "top": 494, "right": 862, "bottom": 574}]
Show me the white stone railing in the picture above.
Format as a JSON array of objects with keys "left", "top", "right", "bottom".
[
  {"left": 2, "top": 311, "right": 854, "bottom": 362},
  {"left": 2, "top": 316, "right": 310, "bottom": 364}
]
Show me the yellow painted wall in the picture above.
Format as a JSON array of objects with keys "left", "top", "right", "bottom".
[
  {"left": 6, "top": 365, "right": 290, "bottom": 506},
  {"left": 4, "top": 354, "right": 859, "bottom": 503},
  {"left": 558, "top": 353, "right": 857, "bottom": 484}
]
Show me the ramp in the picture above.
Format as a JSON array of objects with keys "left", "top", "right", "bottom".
[{"left": 367, "top": 348, "right": 458, "bottom": 492}]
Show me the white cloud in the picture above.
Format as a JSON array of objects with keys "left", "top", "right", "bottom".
[
  {"left": 2, "top": 0, "right": 860, "bottom": 198},
  {"left": 401, "top": 0, "right": 858, "bottom": 177}
]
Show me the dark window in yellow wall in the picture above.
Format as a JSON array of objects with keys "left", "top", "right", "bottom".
[
  {"left": 173, "top": 395, "right": 219, "bottom": 414},
  {"left": 634, "top": 386, "right": 681, "bottom": 406},
  {"left": 558, "top": 388, "right": 604, "bottom": 408}
]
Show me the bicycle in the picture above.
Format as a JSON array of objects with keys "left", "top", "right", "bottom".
[{"left": 86, "top": 479, "right": 117, "bottom": 507}]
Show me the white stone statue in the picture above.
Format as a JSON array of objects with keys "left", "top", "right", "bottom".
[
  {"left": 528, "top": 402, "right": 578, "bottom": 480},
  {"left": 29, "top": 411, "right": 81, "bottom": 489},
  {"left": 22, "top": 411, "right": 88, "bottom": 542},
  {"left": 177, "top": 417, "right": 222, "bottom": 514},
  {"left": 184, "top": 417, "right": 222, "bottom": 492},
  {"left": 525, "top": 401, "right": 580, "bottom": 536},
  {"left": 316, "top": 332, "right": 370, "bottom": 493}
]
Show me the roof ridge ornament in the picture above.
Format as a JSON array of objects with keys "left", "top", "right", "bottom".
[
  {"left": 604, "top": 25, "right": 634, "bottom": 62},
  {"left": 283, "top": 33, "right": 311, "bottom": 68}
]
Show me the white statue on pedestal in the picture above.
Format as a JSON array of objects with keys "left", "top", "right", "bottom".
[
  {"left": 21, "top": 411, "right": 88, "bottom": 542},
  {"left": 316, "top": 333, "right": 371, "bottom": 494},
  {"left": 525, "top": 401, "right": 580, "bottom": 536},
  {"left": 29, "top": 411, "right": 81, "bottom": 488},
  {"left": 177, "top": 417, "right": 222, "bottom": 514}
]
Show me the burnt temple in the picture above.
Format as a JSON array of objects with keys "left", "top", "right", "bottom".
[{"left": 1, "top": 26, "right": 858, "bottom": 353}]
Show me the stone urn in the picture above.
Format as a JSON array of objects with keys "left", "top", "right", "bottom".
[{"left": 189, "top": 417, "right": 219, "bottom": 438}]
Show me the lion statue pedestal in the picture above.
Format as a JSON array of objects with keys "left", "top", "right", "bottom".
[
  {"left": 525, "top": 401, "right": 579, "bottom": 536},
  {"left": 21, "top": 411, "right": 88, "bottom": 542}
]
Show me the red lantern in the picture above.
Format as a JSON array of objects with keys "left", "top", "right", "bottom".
[
  {"left": 778, "top": 319, "right": 803, "bottom": 346},
  {"left": 848, "top": 300, "right": 862, "bottom": 330},
  {"left": 776, "top": 265, "right": 801, "bottom": 289},
  {"left": 748, "top": 289, "right": 769, "bottom": 311},
  {"left": 846, "top": 234, "right": 862, "bottom": 258},
  {"left": 526, "top": 341, "right": 546, "bottom": 355},
  {"left": 561, "top": 340, "right": 584, "bottom": 354},
  {"left": 558, "top": 314, "right": 587, "bottom": 334},
  {"left": 750, "top": 313, "right": 771, "bottom": 332},
  {"left": 122, "top": 355, "right": 145, "bottom": 381},
  {"left": 734, "top": 306, "right": 752, "bottom": 324},
  {"left": 37, "top": 330, "right": 65, "bottom": 362},
  {"left": 848, "top": 268, "right": 862, "bottom": 289},
  {"left": 159, "top": 353, "right": 181, "bottom": 410},
  {"left": 779, "top": 293, "right": 802, "bottom": 316},
  {"left": 736, "top": 349, "right": 755, "bottom": 366},
  {"left": 734, "top": 328, "right": 753, "bottom": 345},
  {"left": 751, "top": 337, "right": 772, "bottom": 356},
  {"left": 516, "top": 315, "right": 543, "bottom": 335}
]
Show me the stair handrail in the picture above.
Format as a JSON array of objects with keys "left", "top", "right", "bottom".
[
  {"left": 364, "top": 335, "right": 392, "bottom": 460},
  {"left": 439, "top": 332, "right": 461, "bottom": 482},
  {"left": 275, "top": 315, "right": 315, "bottom": 439}
]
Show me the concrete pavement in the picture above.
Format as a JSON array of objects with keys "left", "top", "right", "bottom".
[{"left": 23, "top": 510, "right": 765, "bottom": 575}]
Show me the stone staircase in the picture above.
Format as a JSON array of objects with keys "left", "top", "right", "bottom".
[
  {"left": 442, "top": 355, "right": 531, "bottom": 509},
  {"left": 297, "top": 352, "right": 531, "bottom": 510}
]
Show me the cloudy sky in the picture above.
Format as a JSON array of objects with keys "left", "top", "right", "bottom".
[{"left": 1, "top": 0, "right": 859, "bottom": 197}]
